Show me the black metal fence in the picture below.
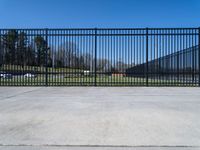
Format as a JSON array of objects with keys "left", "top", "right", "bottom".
[{"left": 0, "top": 28, "right": 199, "bottom": 86}]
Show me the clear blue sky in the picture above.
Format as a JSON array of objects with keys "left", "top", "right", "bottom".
[{"left": 0, "top": 0, "right": 200, "bottom": 28}]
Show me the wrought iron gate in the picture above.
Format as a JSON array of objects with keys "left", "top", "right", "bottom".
[{"left": 0, "top": 28, "right": 199, "bottom": 86}]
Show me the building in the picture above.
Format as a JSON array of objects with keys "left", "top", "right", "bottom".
[{"left": 126, "top": 45, "right": 199, "bottom": 80}]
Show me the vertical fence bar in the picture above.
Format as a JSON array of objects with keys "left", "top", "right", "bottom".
[
  {"left": 192, "top": 29, "right": 194, "bottom": 85},
  {"left": 177, "top": 30, "right": 179, "bottom": 85},
  {"left": 198, "top": 27, "right": 200, "bottom": 86},
  {"left": 94, "top": 28, "right": 97, "bottom": 86},
  {"left": 45, "top": 28, "right": 48, "bottom": 86},
  {"left": 146, "top": 28, "right": 149, "bottom": 86},
  {"left": 0, "top": 29, "right": 1, "bottom": 86}
]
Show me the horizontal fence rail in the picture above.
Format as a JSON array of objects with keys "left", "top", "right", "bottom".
[{"left": 0, "top": 28, "right": 199, "bottom": 86}]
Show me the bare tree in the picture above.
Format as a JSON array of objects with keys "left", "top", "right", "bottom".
[
  {"left": 115, "top": 60, "right": 131, "bottom": 73},
  {"left": 97, "top": 58, "right": 111, "bottom": 72},
  {"left": 54, "top": 41, "right": 78, "bottom": 68}
]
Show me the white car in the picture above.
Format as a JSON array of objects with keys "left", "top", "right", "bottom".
[
  {"left": 0, "top": 73, "right": 3, "bottom": 78},
  {"left": 84, "top": 70, "right": 90, "bottom": 76},
  {"left": 0, "top": 74, "right": 3, "bottom": 78},
  {"left": 24, "top": 73, "right": 37, "bottom": 78},
  {"left": 0, "top": 73, "right": 13, "bottom": 79},
  {"left": 0, "top": 71, "right": 5, "bottom": 78}
]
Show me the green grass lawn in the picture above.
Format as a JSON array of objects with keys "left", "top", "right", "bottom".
[{"left": 0, "top": 75, "right": 196, "bottom": 86}]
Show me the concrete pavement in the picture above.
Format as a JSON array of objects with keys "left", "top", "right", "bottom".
[{"left": 0, "top": 87, "right": 200, "bottom": 150}]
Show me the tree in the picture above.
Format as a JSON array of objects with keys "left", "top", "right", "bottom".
[
  {"left": 78, "top": 55, "right": 85, "bottom": 69},
  {"left": 25, "top": 43, "right": 36, "bottom": 66},
  {"left": 62, "top": 41, "right": 78, "bottom": 68},
  {"left": 0, "top": 39, "right": 4, "bottom": 67},
  {"left": 2, "top": 30, "right": 18, "bottom": 64},
  {"left": 1, "top": 30, "right": 37, "bottom": 66},
  {"left": 16, "top": 32, "right": 28, "bottom": 66},
  {"left": 97, "top": 58, "right": 111, "bottom": 72},
  {"left": 54, "top": 41, "right": 79, "bottom": 68},
  {"left": 115, "top": 59, "right": 130, "bottom": 73},
  {"left": 34, "top": 36, "right": 47, "bottom": 66},
  {"left": 82, "top": 53, "right": 93, "bottom": 70}
]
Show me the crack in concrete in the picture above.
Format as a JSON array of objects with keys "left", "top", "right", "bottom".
[
  {"left": 0, "top": 144, "right": 199, "bottom": 147},
  {"left": 0, "top": 87, "right": 43, "bottom": 101}
]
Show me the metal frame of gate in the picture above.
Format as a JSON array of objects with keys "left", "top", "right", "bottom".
[{"left": 0, "top": 28, "right": 199, "bottom": 86}]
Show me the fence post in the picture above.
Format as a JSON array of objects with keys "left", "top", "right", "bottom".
[
  {"left": 198, "top": 27, "right": 200, "bottom": 86},
  {"left": 0, "top": 29, "right": 1, "bottom": 86},
  {"left": 146, "top": 28, "right": 149, "bottom": 86},
  {"left": 94, "top": 28, "right": 97, "bottom": 86},
  {"left": 45, "top": 28, "right": 48, "bottom": 86}
]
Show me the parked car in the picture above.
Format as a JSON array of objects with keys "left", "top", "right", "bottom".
[
  {"left": 0, "top": 73, "right": 13, "bottom": 79},
  {"left": 24, "top": 73, "right": 37, "bottom": 78},
  {"left": 0, "top": 73, "right": 4, "bottom": 78}
]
